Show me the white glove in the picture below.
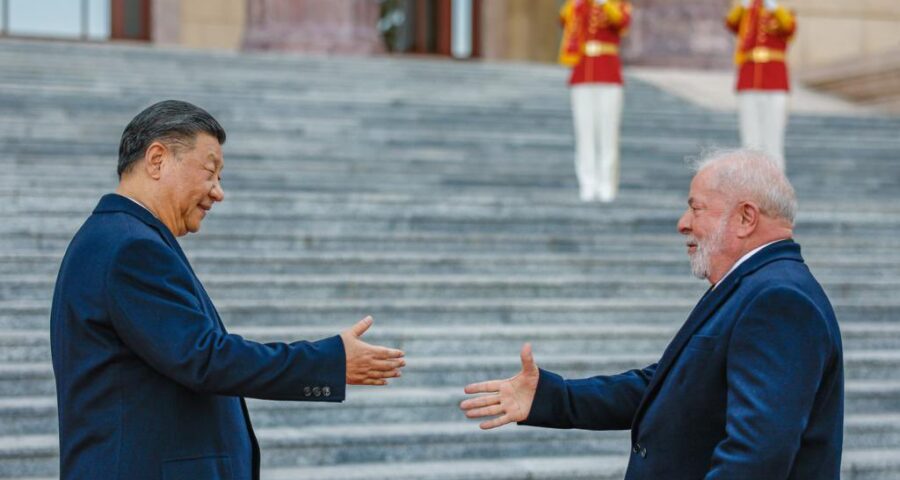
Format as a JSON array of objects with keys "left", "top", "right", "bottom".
[{"left": 764, "top": 0, "right": 778, "bottom": 9}]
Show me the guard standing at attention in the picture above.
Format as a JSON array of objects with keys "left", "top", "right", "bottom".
[
  {"left": 559, "top": 0, "right": 632, "bottom": 202},
  {"left": 726, "top": 0, "right": 797, "bottom": 170}
]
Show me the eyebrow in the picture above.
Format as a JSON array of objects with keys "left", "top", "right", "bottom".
[{"left": 207, "top": 153, "right": 223, "bottom": 170}]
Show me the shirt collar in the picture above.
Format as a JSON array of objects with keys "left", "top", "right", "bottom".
[
  {"left": 121, "top": 194, "right": 158, "bottom": 218},
  {"left": 712, "top": 239, "right": 782, "bottom": 290}
]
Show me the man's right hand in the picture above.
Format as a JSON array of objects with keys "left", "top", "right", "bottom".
[
  {"left": 340, "top": 316, "right": 405, "bottom": 386},
  {"left": 459, "top": 343, "right": 540, "bottom": 429}
]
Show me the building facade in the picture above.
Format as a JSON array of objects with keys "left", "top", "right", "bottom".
[{"left": 1, "top": 0, "right": 898, "bottom": 102}]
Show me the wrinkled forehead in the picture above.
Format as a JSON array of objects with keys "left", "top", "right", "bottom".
[
  {"left": 688, "top": 167, "right": 715, "bottom": 195},
  {"left": 687, "top": 167, "right": 728, "bottom": 204}
]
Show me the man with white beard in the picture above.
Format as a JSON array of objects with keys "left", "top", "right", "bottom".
[{"left": 461, "top": 149, "right": 844, "bottom": 479}]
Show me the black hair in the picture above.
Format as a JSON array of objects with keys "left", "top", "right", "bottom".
[{"left": 117, "top": 100, "right": 226, "bottom": 178}]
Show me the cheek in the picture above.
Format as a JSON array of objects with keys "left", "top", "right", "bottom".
[{"left": 693, "top": 219, "right": 711, "bottom": 237}]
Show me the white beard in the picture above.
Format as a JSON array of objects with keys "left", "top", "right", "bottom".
[{"left": 688, "top": 216, "right": 729, "bottom": 280}]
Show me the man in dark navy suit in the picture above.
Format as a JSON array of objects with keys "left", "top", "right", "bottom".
[
  {"left": 50, "top": 100, "right": 406, "bottom": 480},
  {"left": 461, "top": 149, "right": 844, "bottom": 479}
]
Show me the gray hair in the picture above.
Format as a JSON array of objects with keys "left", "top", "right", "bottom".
[
  {"left": 691, "top": 148, "right": 797, "bottom": 224},
  {"left": 118, "top": 100, "right": 226, "bottom": 179}
]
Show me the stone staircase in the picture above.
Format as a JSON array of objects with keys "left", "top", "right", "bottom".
[{"left": 1, "top": 38, "right": 900, "bottom": 479}]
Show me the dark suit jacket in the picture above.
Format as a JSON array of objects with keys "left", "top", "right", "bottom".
[
  {"left": 523, "top": 240, "right": 844, "bottom": 479},
  {"left": 50, "top": 194, "right": 346, "bottom": 480}
]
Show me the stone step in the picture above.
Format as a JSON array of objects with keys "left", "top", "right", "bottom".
[
  {"left": 1, "top": 171, "right": 896, "bottom": 203},
  {"left": 4, "top": 123, "right": 900, "bottom": 156},
  {"left": 0, "top": 70, "right": 890, "bottom": 132},
  {"left": 3, "top": 144, "right": 898, "bottom": 171},
  {"left": 259, "top": 456, "right": 629, "bottom": 480},
  {"left": 2, "top": 298, "right": 897, "bottom": 330},
  {"left": 4, "top": 250, "right": 900, "bottom": 277},
  {"left": 7, "top": 273, "right": 900, "bottom": 303},
  {"left": 4, "top": 210, "right": 900, "bottom": 238},
  {"left": 4, "top": 379, "right": 900, "bottom": 436},
  {"left": 4, "top": 323, "right": 899, "bottom": 362},
  {"left": 3, "top": 352, "right": 899, "bottom": 396},
  {"left": 5, "top": 449, "right": 900, "bottom": 480},
  {"left": 4, "top": 179, "right": 894, "bottom": 207},
  {"left": 1, "top": 416, "right": 899, "bottom": 476},
  {"left": 263, "top": 449, "right": 900, "bottom": 480},
  {"left": 6, "top": 189, "right": 900, "bottom": 219},
  {"left": 6, "top": 229, "right": 900, "bottom": 256},
  {"left": 3, "top": 187, "right": 900, "bottom": 215}
]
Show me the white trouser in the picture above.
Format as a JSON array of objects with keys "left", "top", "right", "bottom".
[
  {"left": 570, "top": 84, "right": 623, "bottom": 202},
  {"left": 738, "top": 91, "right": 789, "bottom": 170}
]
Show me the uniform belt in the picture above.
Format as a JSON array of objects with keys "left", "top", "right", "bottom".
[
  {"left": 584, "top": 41, "right": 619, "bottom": 57},
  {"left": 739, "top": 47, "right": 786, "bottom": 64}
]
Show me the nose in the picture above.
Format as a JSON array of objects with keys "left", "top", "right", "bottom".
[
  {"left": 211, "top": 181, "right": 225, "bottom": 203},
  {"left": 677, "top": 209, "right": 691, "bottom": 235}
]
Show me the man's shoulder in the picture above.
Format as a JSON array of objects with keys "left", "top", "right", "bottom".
[
  {"left": 736, "top": 256, "right": 837, "bottom": 325},
  {"left": 66, "top": 210, "right": 168, "bottom": 264},
  {"left": 742, "top": 254, "right": 820, "bottom": 294},
  {"left": 82, "top": 209, "right": 163, "bottom": 242}
]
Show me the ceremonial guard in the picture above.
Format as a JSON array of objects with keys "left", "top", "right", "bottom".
[
  {"left": 726, "top": 0, "right": 797, "bottom": 169},
  {"left": 559, "top": 0, "right": 632, "bottom": 202}
]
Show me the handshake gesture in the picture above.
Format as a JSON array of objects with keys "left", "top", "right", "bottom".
[
  {"left": 459, "top": 343, "right": 540, "bottom": 429},
  {"left": 340, "top": 316, "right": 405, "bottom": 385},
  {"left": 340, "top": 318, "right": 543, "bottom": 431},
  {"left": 343, "top": 319, "right": 540, "bottom": 430}
]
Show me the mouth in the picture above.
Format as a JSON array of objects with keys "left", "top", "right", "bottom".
[
  {"left": 686, "top": 241, "right": 698, "bottom": 254},
  {"left": 198, "top": 205, "right": 211, "bottom": 216}
]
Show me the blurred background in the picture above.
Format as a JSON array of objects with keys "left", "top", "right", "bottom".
[
  {"left": 2, "top": 0, "right": 898, "bottom": 107},
  {"left": 1, "top": 1, "right": 899, "bottom": 479}
]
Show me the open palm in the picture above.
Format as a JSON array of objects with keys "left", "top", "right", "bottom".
[{"left": 459, "top": 343, "right": 540, "bottom": 429}]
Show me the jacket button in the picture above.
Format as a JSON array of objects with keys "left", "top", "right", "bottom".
[
  {"left": 323, "top": 386, "right": 331, "bottom": 397},
  {"left": 640, "top": 447, "right": 647, "bottom": 458},
  {"left": 303, "top": 386, "right": 311, "bottom": 397},
  {"left": 633, "top": 443, "right": 640, "bottom": 453},
  {"left": 313, "top": 386, "right": 322, "bottom": 397}
]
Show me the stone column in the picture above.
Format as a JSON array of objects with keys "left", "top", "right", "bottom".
[
  {"left": 622, "top": 0, "right": 735, "bottom": 69},
  {"left": 480, "top": 0, "right": 560, "bottom": 63},
  {"left": 242, "top": 0, "right": 385, "bottom": 55},
  {"left": 152, "top": 0, "right": 181, "bottom": 45}
]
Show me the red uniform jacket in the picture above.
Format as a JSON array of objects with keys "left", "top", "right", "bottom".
[
  {"left": 559, "top": 0, "right": 632, "bottom": 86},
  {"left": 726, "top": 0, "right": 796, "bottom": 91}
]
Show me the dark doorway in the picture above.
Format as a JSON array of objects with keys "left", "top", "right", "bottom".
[{"left": 110, "top": 0, "right": 150, "bottom": 41}]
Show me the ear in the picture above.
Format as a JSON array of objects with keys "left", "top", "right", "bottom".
[
  {"left": 143, "top": 141, "right": 169, "bottom": 180},
  {"left": 736, "top": 201, "right": 760, "bottom": 238}
]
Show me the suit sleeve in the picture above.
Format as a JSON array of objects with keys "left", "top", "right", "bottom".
[
  {"left": 520, "top": 364, "right": 657, "bottom": 430},
  {"left": 706, "top": 287, "right": 834, "bottom": 479},
  {"left": 106, "top": 237, "right": 346, "bottom": 401}
]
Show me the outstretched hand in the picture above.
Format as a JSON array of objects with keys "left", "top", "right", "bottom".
[
  {"left": 459, "top": 343, "right": 540, "bottom": 429},
  {"left": 340, "top": 316, "right": 405, "bottom": 386}
]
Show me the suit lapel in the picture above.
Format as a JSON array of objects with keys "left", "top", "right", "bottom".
[
  {"left": 94, "top": 194, "right": 229, "bottom": 332},
  {"left": 630, "top": 275, "right": 742, "bottom": 433},
  {"left": 630, "top": 239, "right": 802, "bottom": 436}
]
